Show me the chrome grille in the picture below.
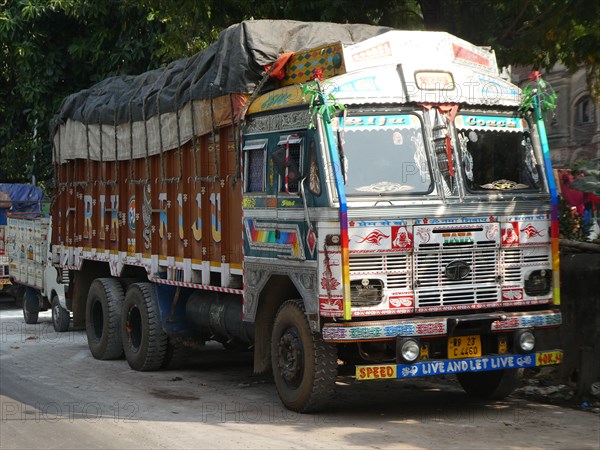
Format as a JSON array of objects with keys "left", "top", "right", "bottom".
[
  {"left": 502, "top": 247, "right": 551, "bottom": 283},
  {"left": 349, "top": 253, "right": 410, "bottom": 305},
  {"left": 414, "top": 246, "right": 499, "bottom": 307}
]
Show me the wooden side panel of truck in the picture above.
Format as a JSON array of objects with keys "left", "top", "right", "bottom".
[{"left": 53, "top": 125, "right": 243, "bottom": 274}]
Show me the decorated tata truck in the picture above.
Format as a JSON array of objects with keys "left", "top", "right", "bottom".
[{"left": 49, "top": 20, "right": 562, "bottom": 412}]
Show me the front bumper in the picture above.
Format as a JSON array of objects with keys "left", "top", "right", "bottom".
[
  {"left": 322, "top": 309, "right": 561, "bottom": 342},
  {"left": 356, "top": 350, "right": 563, "bottom": 380}
]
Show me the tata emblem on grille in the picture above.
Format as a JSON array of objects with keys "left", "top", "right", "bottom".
[{"left": 445, "top": 260, "right": 471, "bottom": 281}]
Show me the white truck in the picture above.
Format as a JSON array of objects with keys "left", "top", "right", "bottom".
[
  {"left": 5, "top": 216, "right": 69, "bottom": 331},
  {"left": 1, "top": 183, "right": 45, "bottom": 302}
]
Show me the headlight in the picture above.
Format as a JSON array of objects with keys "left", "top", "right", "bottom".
[
  {"left": 515, "top": 329, "right": 535, "bottom": 353},
  {"left": 396, "top": 338, "right": 420, "bottom": 363}
]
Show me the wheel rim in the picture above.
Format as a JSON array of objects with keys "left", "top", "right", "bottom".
[
  {"left": 91, "top": 300, "right": 103, "bottom": 339},
  {"left": 277, "top": 326, "right": 304, "bottom": 388},
  {"left": 126, "top": 305, "right": 142, "bottom": 353}
]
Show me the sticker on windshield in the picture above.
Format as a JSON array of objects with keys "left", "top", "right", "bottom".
[
  {"left": 341, "top": 114, "right": 421, "bottom": 130},
  {"left": 455, "top": 115, "right": 528, "bottom": 131}
]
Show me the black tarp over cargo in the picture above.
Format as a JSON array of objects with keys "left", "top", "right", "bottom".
[{"left": 51, "top": 20, "right": 389, "bottom": 163}]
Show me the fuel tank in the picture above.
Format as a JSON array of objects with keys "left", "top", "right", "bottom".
[{"left": 185, "top": 291, "right": 254, "bottom": 346}]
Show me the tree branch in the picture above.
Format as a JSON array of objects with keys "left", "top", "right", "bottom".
[{"left": 499, "top": 0, "right": 531, "bottom": 42}]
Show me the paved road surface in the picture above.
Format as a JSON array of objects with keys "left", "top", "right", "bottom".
[{"left": 1, "top": 297, "right": 598, "bottom": 449}]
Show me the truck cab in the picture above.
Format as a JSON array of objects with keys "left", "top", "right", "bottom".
[{"left": 241, "top": 31, "right": 561, "bottom": 409}]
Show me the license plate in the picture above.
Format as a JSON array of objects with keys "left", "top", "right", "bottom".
[{"left": 448, "top": 335, "right": 481, "bottom": 359}]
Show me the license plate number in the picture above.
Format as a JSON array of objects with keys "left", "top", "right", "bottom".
[{"left": 448, "top": 335, "right": 481, "bottom": 359}]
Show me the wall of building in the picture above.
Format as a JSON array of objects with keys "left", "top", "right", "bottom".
[
  {"left": 512, "top": 64, "right": 600, "bottom": 168},
  {"left": 559, "top": 252, "right": 600, "bottom": 396}
]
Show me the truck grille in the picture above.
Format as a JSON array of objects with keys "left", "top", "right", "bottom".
[
  {"left": 502, "top": 247, "right": 551, "bottom": 283},
  {"left": 343, "top": 223, "right": 551, "bottom": 311},
  {"left": 349, "top": 253, "right": 410, "bottom": 307},
  {"left": 414, "top": 246, "right": 499, "bottom": 308}
]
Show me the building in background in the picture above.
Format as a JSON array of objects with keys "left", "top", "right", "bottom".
[{"left": 512, "top": 64, "right": 599, "bottom": 169}]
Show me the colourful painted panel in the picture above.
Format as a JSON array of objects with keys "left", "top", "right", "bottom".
[
  {"left": 355, "top": 351, "right": 562, "bottom": 380},
  {"left": 247, "top": 85, "right": 305, "bottom": 114},
  {"left": 280, "top": 43, "right": 346, "bottom": 86},
  {"left": 243, "top": 219, "right": 304, "bottom": 259},
  {"left": 53, "top": 123, "right": 244, "bottom": 270},
  {"left": 323, "top": 310, "right": 561, "bottom": 341}
]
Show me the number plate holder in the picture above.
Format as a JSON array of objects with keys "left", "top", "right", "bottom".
[{"left": 448, "top": 335, "right": 481, "bottom": 359}]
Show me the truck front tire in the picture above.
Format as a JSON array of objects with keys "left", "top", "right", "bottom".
[
  {"left": 85, "top": 278, "right": 125, "bottom": 360},
  {"left": 271, "top": 299, "right": 337, "bottom": 413},
  {"left": 22, "top": 288, "right": 39, "bottom": 325},
  {"left": 52, "top": 295, "right": 70, "bottom": 332},
  {"left": 121, "top": 282, "right": 168, "bottom": 371}
]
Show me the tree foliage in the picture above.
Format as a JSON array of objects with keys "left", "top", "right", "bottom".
[
  {"left": 570, "top": 159, "right": 600, "bottom": 197},
  {"left": 0, "top": 0, "right": 164, "bottom": 187},
  {"left": 1, "top": 0, "right": 598, "bottom": 189}
]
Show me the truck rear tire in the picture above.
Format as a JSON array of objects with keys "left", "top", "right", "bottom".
[
  {"left": 122, "top": 282, "right": 168, "bottom": 371},
  {"left": 271, "top": 299, "right": 337, "bottom": 413},
  {"left": 85, "top": 278, "right": 124, "bottom": 360},
  {"left": 52, "top": 295, "right": 70, "bottom": 332},
  {"left": 162, "top": 339, "right": 190, "bottom": 370},
  {"left": 457, "top": 368, "right": 523, "bottom": 400}
]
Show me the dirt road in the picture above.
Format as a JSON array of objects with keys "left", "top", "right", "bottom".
[{"left": 1, "top": 298, "right": 598, "bottom": 449}]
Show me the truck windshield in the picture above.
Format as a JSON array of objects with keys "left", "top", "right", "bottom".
[
  {"left": 455, "top": 114, "right": 542, "bottom": 192},
  {"left": 335, "top": 114, "right": 432, "bottom": 196}
]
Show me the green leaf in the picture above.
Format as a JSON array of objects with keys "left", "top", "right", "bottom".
[{"left": 570, "top": 176, "right": 600, "bottom": 196}]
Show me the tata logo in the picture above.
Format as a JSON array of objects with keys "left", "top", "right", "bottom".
[{"left": 444, "top": 260, "right": 471, "bottom": 281}]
